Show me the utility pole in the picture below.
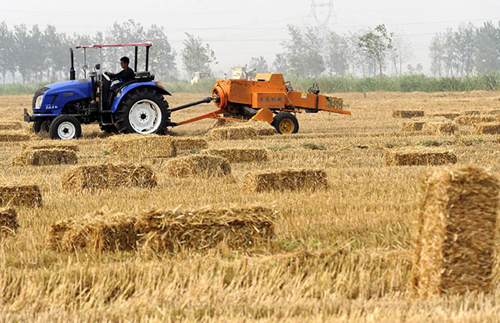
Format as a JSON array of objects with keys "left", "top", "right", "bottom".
[{"left": 310, "top": 0, "right": 334, "bottom": 32}]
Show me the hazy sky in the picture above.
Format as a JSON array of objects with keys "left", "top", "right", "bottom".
[{"left": 1, "top": 0, "right": 499, "bottom": 76}]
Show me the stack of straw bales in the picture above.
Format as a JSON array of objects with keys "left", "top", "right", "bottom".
[
  {"left": 108, "top": 135, "right": 176, "bottom": 159},
  {"left": 0, "top": 122, "right": 22, "bottom": 131},
  {"left": 0, "top": 185, "right": 42, "bottom": 208},
  {"left": 455, "top": 115, "right": 497, "bottom": 125},
  {"left": 134, "top": 205, "right": 276, "bottom": 252},
  {"left": 400, "top": 121, "right": 426, "bottom": 132},
  {"left": 242, "top": 169, "right": 328, "bottom": 192},
  {"left": 61, "top": 163, "right": 157, "bottom": 191},
  {"left": 22, "top": 142, "right": 78, "bottom": 152},
  {"left": 412, "top": 165, "right": 498, "bottom": 296},
  {"left": 385, "top": 148, "right": 457, "bottom": 166},
  {"left": 0, "top": 131, "right": 31, "bottom": 142},
  {"left": 172, "top": 137, "right": 208, "bottom": 151},
  {"left": 202, "top": 148, "right": 268, "bottom": 163},
  {"left": 473, "top": 123, "right": 500, "bottom": 135},
  {"left": 0, "top": 208, "right": 18, "bottom": 236},
  {"left": 392, "top": 110, "right": 425, "bottom": 118},
  {"left": 49, "top": 211, "right": 136, "bottom": 252},
  {"left": 11, "top": 148, "right": 78, "bottom": 166},
  {"left": 165, "top": 155, "right": 231, "bottom": 178},
  {"left": 422, "top": 122, "right": 457, "bottom": 135}
]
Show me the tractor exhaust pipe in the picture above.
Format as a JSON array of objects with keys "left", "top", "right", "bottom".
[{"left": 69, "top": 48, "right": 75, "bottom": 80}]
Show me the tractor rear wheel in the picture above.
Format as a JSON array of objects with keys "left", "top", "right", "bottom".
[
  {"left": 272, "top": 112, "right": 299, "bottom": 134},
  {"left": 114, "top": 88, "right": 170, "bottom": 135},
  {"left": 33, "top": 119, "right": 51, "bottom": 134},
  {"left": 49, "top": 116, "right": 82, "bottom": 140}
]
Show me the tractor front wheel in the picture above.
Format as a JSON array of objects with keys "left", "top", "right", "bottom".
[
  {"left": 114, "top": 88, "right": 170, "bottom": 135},
  {"left": 272, "top": 112, "right": 299, "bottom": 134},
  {"left": 33, "top": 119, "right": 51, "bottom": 134},
  {"left": 49, "top": 116, "right": 82, "bottom": 140}
]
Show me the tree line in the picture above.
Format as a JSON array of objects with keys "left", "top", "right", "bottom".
[
  {"left": 0, "top": 19, "right": 499, "bottom": 84},
  {"left": 429, "top": 22, "right": 500, "bottom": 77},
  {"left": 0, "top": 20, "right": 178, "bottom": 83}
]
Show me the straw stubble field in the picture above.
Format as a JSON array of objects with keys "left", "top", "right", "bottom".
[{"left": 1, "top": 91, "right": 500, "bottom": 321}]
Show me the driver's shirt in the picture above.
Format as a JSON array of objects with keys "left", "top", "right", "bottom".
[{"left": 113, "top": 67, "right": 135, "bottom": 83}]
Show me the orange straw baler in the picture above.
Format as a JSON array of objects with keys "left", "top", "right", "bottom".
[{"left": 172, "top": 73, "right": 350, "bottom": 134}]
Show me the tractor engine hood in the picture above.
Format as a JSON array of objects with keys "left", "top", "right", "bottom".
[
  {"left": 44, "top": 80, "right": 91, "bottom": 95},
  {"left": 33, "top": 80, "right": 92, "bottom": 111}
]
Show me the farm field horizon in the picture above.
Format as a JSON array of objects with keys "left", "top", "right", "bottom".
[{"left": 1, "top": 91, "right": 500, "bottom": 321}]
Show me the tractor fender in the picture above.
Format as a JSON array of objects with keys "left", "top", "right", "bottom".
[{"left": 110, "top": 82, "right": 172, "bottom": 113}]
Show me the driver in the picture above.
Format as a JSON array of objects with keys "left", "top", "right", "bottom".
[{"left": 105, "top": 56, "right": 135, "bottom": 83}]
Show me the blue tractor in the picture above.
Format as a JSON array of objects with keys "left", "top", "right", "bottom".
[{"left": 24, "top": 42, "right": 174, "bottom": 140}]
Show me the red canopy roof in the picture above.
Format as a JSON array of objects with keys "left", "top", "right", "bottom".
[{"left": 75, "top": 42, "right": 152, "bottom": 49}]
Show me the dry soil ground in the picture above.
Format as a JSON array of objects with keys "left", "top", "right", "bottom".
[{"left": 0, "top": 91, "right": 500, "bottom": 322}]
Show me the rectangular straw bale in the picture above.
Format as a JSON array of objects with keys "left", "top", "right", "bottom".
[
  {"left": 203, "top": 148, "right": 269, "bottom": 163},
  {"left": 0, "top": 185, "right": 42, "bottom": 208},
  {"left": 134, "top": 205, "right": 276, "bottom": 252},
  {"left": 400, "top": 121, "right": 426, "bottom": 132},
  {"left": 22, "top": 141, "right": 78, "bottom": 152},
  {"left": 49, "top": 211, "right": 136, "bottom": 252},
  {"left": 455, "top": 115, "right": 497, "bottom": 125},
  {"left": 207, "top": 125, "right": 258, "bottom": 140},
  {"left": 172, "top": 137, "right": 208, "bottom": 151},
  {"left": 165, "top": 155, "right": 231, "bottom": 178},
  {"left": 430, "top": 113, "right": 460, "bottom": 120},
  {"left": 242, "top": 169, "right": 328, "bottom": 192},
  {"left": 461, "top": 110, "right": 481, "bottom": 116},
  {"left": 0, "top": 131, "right": 31, "bottom": 142},
  {"left": 0, "top": 122, "right": 22, "bottom": 131},
  {"left": 61, "top": 163, "right": 157, "bottom": 191},
  {"left": 11, "top": 148, "right": 78, "bottom": 166},
  {"left": 392, "top": 110, "right": 425, "bottom": 118},
  {"left": 473, "top": 123, "right": 500, "bottom": 135},
  {"left": 412, "top": 165, "right": 498, "bottom": 296},
  {"left": 385, "top": 148, "right": 457, "bottom": 166},
  {"left": 108, "top": 135, "right": 176, "bottom": 158},
  {"left": 422, "top": 122, "right": 457, "bottom": 135},
  {"left": 0, "top": 208, "right": 18, "bottom": 236},
  {"left": 248, "top": 121, "right": 277, "bottom": 136}
]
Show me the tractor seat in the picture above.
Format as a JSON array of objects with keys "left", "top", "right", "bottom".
[{"left": 135, "top": 71, "right": 155, "bottom": 81}]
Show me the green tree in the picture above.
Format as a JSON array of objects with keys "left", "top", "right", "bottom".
[
  {"left": 0, "top": 22, "right": 15, "bottom": 83},
  {"left": 324, "top": 30, "right": 349, "bottom": 76},
  {"left": 146, "top": 24, "right": 177, "bottom": 81},
  {"left": 475, "top": 21, "right": 500, "bottom": 73},
  {"left": 181, "top": 33, "right": 217, "bottom": 77},
  {"left": 429, "top": 34, "right": 445, "bottom": 77},
  {"left": 358, "top": 24, "right": 394, "bottom": 77},
  {"left": 282, "top": 25, "right": 325, "bottom": 77},
  {"left": 272, "top": 53, "right": 289, "bottom": 74},
  {"left": 248, "top": 56, "right": 268, "bottom": 72}
]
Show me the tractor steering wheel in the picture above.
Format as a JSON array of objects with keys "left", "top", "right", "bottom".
[{"left": 102, "top": 73, "right": 111, "bottom": 82}]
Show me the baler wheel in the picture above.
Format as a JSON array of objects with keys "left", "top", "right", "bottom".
[{"left": 272, "top": 112, "right": 299, "bottom": 134}]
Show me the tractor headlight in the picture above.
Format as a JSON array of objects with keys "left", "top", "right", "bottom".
[{"left": 35, "top": 95, "right": 43, "bottom": 109}]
